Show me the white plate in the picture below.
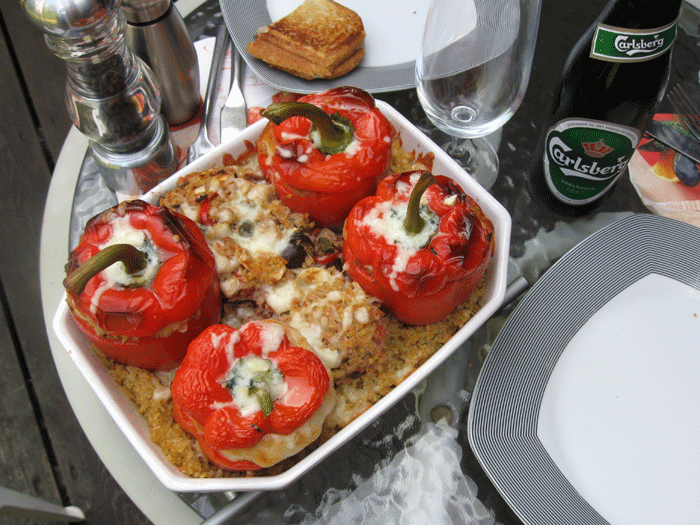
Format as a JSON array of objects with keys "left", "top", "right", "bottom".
[
  {"left": 468, "top": 214, "right": 700, "bottom": 525},
  {"left": 53, "top": 100, "right": 510, "bottom": 492},
  {"left": 220, "top": 0, "right": 430, "bottom": 93}
]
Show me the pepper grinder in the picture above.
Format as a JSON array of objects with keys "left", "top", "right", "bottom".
[
  {"left": 21, "top": 0, "right": 178, "bottom": 195},
  {"left": 122, "top": 0, "right": 201, "bottom": 125}
]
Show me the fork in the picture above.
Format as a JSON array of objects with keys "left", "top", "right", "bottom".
[
  {"left": 666, "top": 84, "right": 700, "bottom": 142},
  {"left": 220, "top": 45, "right": 247, "bottom": 144},
  {"left": 187, "top": 22, "right": 231, "bottom": 164}
]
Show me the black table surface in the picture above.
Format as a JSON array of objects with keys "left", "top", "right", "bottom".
[{"left": 2, "top": 0, "right": 699, "bottom": 523}]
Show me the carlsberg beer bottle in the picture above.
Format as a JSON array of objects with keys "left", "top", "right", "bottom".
[{"left": 529, "top": 0, "right": 682, "bottom": 216}]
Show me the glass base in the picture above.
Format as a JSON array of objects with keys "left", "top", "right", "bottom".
[{"left": 441, "top": 136, "right": 499, "bottom": 190}]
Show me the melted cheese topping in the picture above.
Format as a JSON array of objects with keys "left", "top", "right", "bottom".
[
  {"left": 278, "top": 127, "right": 364, "bottom": 162},
  {"left": 343, "top": 136, "right": 362, "bottom": 157},
  {"left": 260, "top": 268, "right": 380, "bottom": 370},
  {"left": 223, "top": 186, "right": 294, "bottom": 256},
  {"left": 289, "top": 311, "right": 330, "bottom": 364},
  {"left": 257, "top": 321, "right": 286, "bottom": 356},
  {"left": 358, "top": 174, "right": 439, "bottom": 291},
  {"left": 264, "top": 280, "right": 301, "bottom": 315},
  {"left": 89, "top": 216, "right": 162, "bottom": 314},
  {"left": 225, "top": 356, "right": 287, "bottom": 417},
  {"left": 217, "top": 386, "right": 336, "bottom": 468},
  {"left": 165, "top": 171, "right": 306, "bottom": 300},
  {"left": 178, "top": 200, "right": 199, "bottom": 222},
  {"left": 213, "top": 322, "right": 289, "bottom": 417},
  {"left": 280, "top": 131, "right": 308, "bottom": 142}
]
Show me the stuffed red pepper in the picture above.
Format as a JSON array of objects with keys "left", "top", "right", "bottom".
[
  {"left": 343, "top": 171, "right": 493, "bottom": 325},
  {"left": 171, "top": 321, "right": 336, "bottom": 471},
  {"left": 257, "top": 86, "right": 393, "bottom": 229},
  {"left": 63, "top": 200, "right": 221, "bottom": 370}
]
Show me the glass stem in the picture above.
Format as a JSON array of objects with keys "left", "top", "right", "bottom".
[{"left": 444, "top": 139, "right": 473, "bottom": 160}]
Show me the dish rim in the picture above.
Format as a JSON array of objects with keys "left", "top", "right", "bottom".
[{"left": 53, "top": 100, "right": 510, "bottom": 492}]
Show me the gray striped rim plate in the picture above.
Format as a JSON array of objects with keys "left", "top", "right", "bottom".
[{"left": 468, "top": 213, "right": 700, "bottom": 525}]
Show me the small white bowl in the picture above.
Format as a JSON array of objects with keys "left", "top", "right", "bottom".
[{"left": 53, "top": 100, "right": 511, "bottom": 492}]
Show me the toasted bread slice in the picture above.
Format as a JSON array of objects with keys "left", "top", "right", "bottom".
[{"left": 246, "top": 0, "right": 365, "bottom": 80}]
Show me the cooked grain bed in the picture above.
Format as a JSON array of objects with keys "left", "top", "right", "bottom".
[
  {"left": 97, "top": 277, "right": 487, "bottom": 479},
  {"left": 96, "top": 133, "right": 491, "bottom": 479}
]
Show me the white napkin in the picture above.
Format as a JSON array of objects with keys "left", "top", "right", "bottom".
[{"left": 301, "top": 422, "right": 500, "bottom": 525}]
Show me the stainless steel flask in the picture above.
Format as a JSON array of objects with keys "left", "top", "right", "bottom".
[{"left": 122, "top": 0, "right": 201, "bottom": 125}]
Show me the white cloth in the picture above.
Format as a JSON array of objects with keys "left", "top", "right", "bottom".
[{"left": 302, "top": 422, "right": 499, "bottom": 525}]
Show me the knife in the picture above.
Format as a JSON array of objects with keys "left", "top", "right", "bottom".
[
  {"left": 220, "top": 44, "right": 247, "bottom": 144},
  {"left": 644, "top": 119, "right": 700, "bottom": 165}
]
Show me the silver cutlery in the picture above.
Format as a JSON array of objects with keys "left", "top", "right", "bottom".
[
  {"left": 645, "top": 119, "right": 700, "bottom": 165},
  {"left": 666, "top": 84, "right": 700, "bottom": 142},
  {"left": 187, "top": 22, "right": 231, "bottom": 164},
  {"left": 221, "top": 43, "right": 247, "bottom": 144}
]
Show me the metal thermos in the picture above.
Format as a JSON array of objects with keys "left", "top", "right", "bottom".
[{"left": 122, "top": 0, "right": 201, "bottom": 125}]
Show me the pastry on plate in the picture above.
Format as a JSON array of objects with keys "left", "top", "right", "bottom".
[{"left": 246, "top": 0, "right": 365, "bottom": 80}]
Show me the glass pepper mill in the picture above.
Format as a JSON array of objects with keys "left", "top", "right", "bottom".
[{"left": 21, "top": 0, "right": 179, "bottom": 195}]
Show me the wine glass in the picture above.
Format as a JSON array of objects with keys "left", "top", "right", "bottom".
[{"left": 416, "top": 0, "right": 541, "bottom": 189}]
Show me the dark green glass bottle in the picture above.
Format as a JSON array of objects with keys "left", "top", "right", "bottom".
[{"left": 529, "top": 0, "right": 683, "bottom": 217}]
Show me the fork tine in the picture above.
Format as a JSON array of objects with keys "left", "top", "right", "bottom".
[
  {"left": 666, "top": 87, "right": 690, "bottom": 132},
  {"left": 667, "top": 85, "right": 700, "bottom": 141},
  {"left": 676, "top": 86, "right": 700, "bottom": 137},
  {"left": 674, "top": 87, "right": 700, "bottom": 135}
]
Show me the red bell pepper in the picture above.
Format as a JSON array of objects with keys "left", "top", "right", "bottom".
[
  {"left": 171, "top": 321, "right": 334, "bottom": 471},
  {"left": 342, "top": 171, "right": 493, "bottom": 326},
  {"left": 309, "top": 228, "right": 342, "bottom": 267},
  {"left": 197, "top": 193, "right": 217, "bottom": 225},
  {"left": 257, "top": 86, "right": 393, "bottom": 229},
  {"left": 63, "top": 200, "right": 222, "bottom": 370}
]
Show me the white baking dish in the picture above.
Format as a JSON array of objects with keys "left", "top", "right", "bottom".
[{"left": 52, "top": 100, "right": 511, "bottom": 492}]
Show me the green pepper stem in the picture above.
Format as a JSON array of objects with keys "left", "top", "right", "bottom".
[
  {"left": 403, "top": 172, "right": 436, "bottom": 236},
  {"left": 63, "top": 244, "right": 147, "bottom": 295},
  {"left": 251, "top": 387, "right": 274, "bottom": 418},
  {"left": 260, "top": 101, "right": 354, "bottom": 155}
]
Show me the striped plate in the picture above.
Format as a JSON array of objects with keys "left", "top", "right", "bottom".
[{"left": 468, "top": 213, "right": 700, "bottom": 525}]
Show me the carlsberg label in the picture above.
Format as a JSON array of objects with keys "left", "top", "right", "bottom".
[
  {"left": 590, "top": 21, "right": 677, "bottom": 62},
  {"left": 543, "top": 119, "right": 640, "bottom": 205}
]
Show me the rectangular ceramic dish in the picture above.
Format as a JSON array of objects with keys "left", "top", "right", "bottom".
[{"left": 53, "top": 100, "right": 511, "bottom": 492}]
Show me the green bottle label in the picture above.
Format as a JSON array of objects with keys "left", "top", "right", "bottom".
[
  {"left": 590, "top": 20, "right": 678, "bottom": 62},
  {"left": 543, "top": 119, "right": 641, "bottom": 205}
]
